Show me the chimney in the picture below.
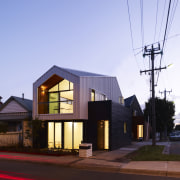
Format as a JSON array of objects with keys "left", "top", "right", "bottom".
[
  {"left": 22, "top": 93, "right": 24, "bottom": 100},
  {"left": 0, "top": 96, "right": 2, "bottom": 103}
]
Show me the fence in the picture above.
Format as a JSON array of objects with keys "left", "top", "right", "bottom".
[{"left": 0, "top": 131, "right": 22, "bottom": 146}]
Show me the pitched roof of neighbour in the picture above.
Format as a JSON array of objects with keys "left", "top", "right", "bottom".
[
  {"left": 59, "top": 66, "right": 107, "bottom": 77},
  {"left": 124, "top": 95, "right": 135, "bottom": 107},
  {"left": 0, "top": 96, "right": 32, "bottom": 112}
]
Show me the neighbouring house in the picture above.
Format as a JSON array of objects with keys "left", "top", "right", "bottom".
[
  {"left": 33, "top": 65, "right": 132, "bottom": 150},
  {"left": 0, "top": 96, "right": 3, "bottom": 108},
  {"left": 125, "top": 95, "right": 149, "bottom": 141},
  {"left": 0, "top": 96, "right": 32, "bottom": 147}
]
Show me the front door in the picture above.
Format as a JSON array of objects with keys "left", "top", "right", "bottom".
[{"left": 97, "top": 120, "right": 109, "bottom": 150}]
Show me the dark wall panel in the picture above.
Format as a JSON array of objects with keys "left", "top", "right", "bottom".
[
  {"left": 87, "top": 101, "right": 132, "bottom": 151},
  {"left": 111, "top": 102, "right": 132, "bottom": 150}
]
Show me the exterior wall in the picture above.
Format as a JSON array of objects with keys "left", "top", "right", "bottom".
[
  {"left": 23, "top": 121, "right": 32, "bottom": 147},
  {"left": 87, "top": 101, "right": 131, "bottom": 151},
  {"left": 111, "top": 102, "right": 131, "bottom": 150},
  {"left": 132, "top": 116, "right": 144, "bottom": 140},
  {"left": 130, "top": 98, "right": 143, "bottom": 116},
  {"left": 33, "top": 66, "right": 123, "bottom": 122},
  {"left": 33, "top": 66, "right": 80, "bottom": 120},
  {"left": 0, "top": 100, "right": 27, "bottom": 113},
  {"left": 87, "top": 101, "right": 111, "bottom": 150},
  {"left": 80, "top": 77, "right": 122, "bottom": 119}
]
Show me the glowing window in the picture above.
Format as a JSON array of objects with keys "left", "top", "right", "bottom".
[
  {"left": 124, "top": 122, "right": 127, "bottom": 134},
  {"left": 48, "top": 79, "right": 74, "bottom": 114},
  {"left": 59, "top": 79, "right": 70, "bottom": 91},
  {"left": 74, "top": 122, "right": 83, "bottom": 149},
  {"left": 48, "top": 122, "right": 54, "bottom": 148},
  {"left": 55, "top": 123, "right": 62, "bottom": 148},
  {"left": 104, "top": 120, "right": 109, "bottom": 149},
  {"left": 64, "top": 122, "right": 72, "bottom": 149}
]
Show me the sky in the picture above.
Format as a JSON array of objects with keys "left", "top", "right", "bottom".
[{"left": 0, "top": 0, "right": 180, "bottom": 124}]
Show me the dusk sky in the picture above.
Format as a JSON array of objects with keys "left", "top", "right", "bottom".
[{"left": 1, "top": 0, "right": 180, "bottom": 123}]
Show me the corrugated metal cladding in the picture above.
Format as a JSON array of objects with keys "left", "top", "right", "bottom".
[
  {"left": 79, "top": 76, "right": 123, "bottom": 119},
  {"left": 0, "top": 100, "right": 27, "bottom": 113},
  {"left": 33, "top": 66, "right": 80, "bottom": 120},
  {"left": 33, "top": 66, "right": 123, "bottom": 121}
]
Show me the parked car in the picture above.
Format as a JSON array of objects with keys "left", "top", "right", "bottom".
[{"left": 169, "top": 131, "right": 180, "bottom": 141}]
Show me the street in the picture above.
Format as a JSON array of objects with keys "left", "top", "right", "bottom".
[
  {"left": 170, "top": 141, "right": 180, "bottom": 155},
  {"left": 0, "top": 159, "right": 178, "bottom": 180}
]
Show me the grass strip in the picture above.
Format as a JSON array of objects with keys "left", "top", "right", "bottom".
[{"left": 127, "top": 145, "right": 180, "bottom": 161}]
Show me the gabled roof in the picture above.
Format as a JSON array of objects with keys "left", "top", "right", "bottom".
[
  {"left": 0, "top": 96, "right": 32, "bottom": 112},
  {"left": 34, "top": 65, "right": 110, "bottom": 88},
  {"left": 61, "top": 67, "right": 107, "bottom": 77},
  {"left": 125, "top": 95, "right": 143, "bottom": 116},
  {"left": 124, "top": 95, "right": 136, "bottom": 107}
]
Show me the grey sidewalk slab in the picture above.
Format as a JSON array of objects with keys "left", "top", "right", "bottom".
[
  {"left": 120, "top": 161, "right": 168, "bottom": 176},
  {"left": 120, "top": 161, "right": 180, "bottom": 178}
]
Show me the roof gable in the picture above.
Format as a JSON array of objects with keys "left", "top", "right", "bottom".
[
  {"left": 0, "top": 96, "right": 32, "bottom": 113},
  {"left": 62, "top": 67, "right": 107, "bottom": 77},
  {"left": 33, "top": 65, "right": 109, "bottom": 89}
]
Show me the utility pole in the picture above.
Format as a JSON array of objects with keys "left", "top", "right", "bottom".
[
  {"left": 159, "top": 89, "right": 172, "bottom": 140},
  {"left": 159, "top": 89, "right": 172, "bottom": 100},
  {"left": 140, "top": 44, "right": 165, "bottom": 146}
]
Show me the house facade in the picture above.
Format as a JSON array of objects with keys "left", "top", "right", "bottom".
[
  {"left": 33, "top": 65, "right": 132, "bottom": 150},
  {"left": 125, "top": 95, "right": 146, "bottom": 140},
  {"left": 0, "top": 96, "right": 32, "bottom": 146}
]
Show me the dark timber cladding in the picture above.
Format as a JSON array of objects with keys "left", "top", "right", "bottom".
[{"left": 87, "top": 100, "right": 131, "bottom": 150}]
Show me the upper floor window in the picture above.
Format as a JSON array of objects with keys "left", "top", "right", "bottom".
[
  {"left": 91, "top": 89, "right": 107, "bottom": 101},
  {"left": 119, "top": 96, "right": 124, "bottom": 105},
  {"left": 38, "top": 79, "right": 74, "bottom": 114},
  {"left": 91, "top": 90, "right": 95, "bottom": 101}
]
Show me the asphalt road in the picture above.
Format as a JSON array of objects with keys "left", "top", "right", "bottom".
[
  {"left": 0, "top": 159, "right": 178, "bottom": 180},
  {"left": 170, "top": 141, "right": 180, "bottom": 155}
]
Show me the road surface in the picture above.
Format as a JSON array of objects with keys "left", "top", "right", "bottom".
[{"left": 0, "top": 159, "right": 178, "bottom": 180}]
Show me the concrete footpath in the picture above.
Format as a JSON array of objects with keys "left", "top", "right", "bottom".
[{"left": 0, "top": 141, "right": 180, "bottom": 178}]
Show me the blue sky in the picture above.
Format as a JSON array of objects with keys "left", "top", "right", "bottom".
[{"left": 1, "top": 0, "right": 180, "bottom": 123}]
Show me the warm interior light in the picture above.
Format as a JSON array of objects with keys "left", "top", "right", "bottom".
[{"left": 41, "top": 85, "right": 47, "bottom": 94}]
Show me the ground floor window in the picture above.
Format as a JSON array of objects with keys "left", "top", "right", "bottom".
[
  {"left": 48, "top": 121, "right": 83, "bottom": 149},
  {"left": 48, "top": 122, "right": 62, "bottom": 149}
]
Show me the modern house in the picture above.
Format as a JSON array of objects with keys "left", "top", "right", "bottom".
[
  {"left": 0, "top": 96, "right": 32, "bottom": 146},
  {"left": 33, "top": 65, "right": 132, "bottom": 150},
  {"left": 125, "top": 95, "right": 146, "bottom": 140}
]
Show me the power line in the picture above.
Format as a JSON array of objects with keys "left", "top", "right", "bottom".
[
  {"left": 133, "top": 33, "right": 180, "bottom": 51},
  {"left": 126, "top": 0, "right": 134, "bottom": 51},
  {"left": 140, "top": 0, "right": 144, "bottom": 48},
  {"left": 156, "top": 0, "right": 178, "bottom": 85},
  {"left": 161, "top": 0, "right": 172, "bottom": 54},
  {"left": 158, "top": 0, "right": 167, "bottom": 41},
  {"left": 156, "top": 0, "right": 171, "bottom": 85},
  {"left": 154, "top": 0, "right": 159, "bottom": 42}
]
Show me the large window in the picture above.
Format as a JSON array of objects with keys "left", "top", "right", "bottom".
[
  {"left": 49, "top": 79, "right": 74, "bottom": 114},
  {"left": 64, "top": 122, "right": 83, "bottom": 149},
  {"left": 48, "top": 122, "right": 62, "bottom": 149}
]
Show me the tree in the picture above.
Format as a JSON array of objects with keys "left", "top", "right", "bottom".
[{"left": 144, "top": 97, "right": 175, "bottom": 140}]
